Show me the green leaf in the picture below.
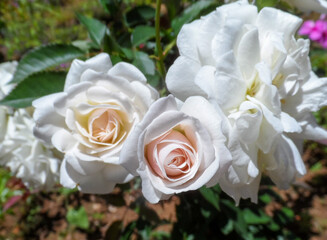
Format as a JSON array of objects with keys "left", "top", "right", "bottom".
[
  {"left": 259, "top": 193, "right": 272, "bottom": 204},
  {"left": 100, "top": 0, "right": 119, "bottom": 14},
  {"left": 58, "top": 187, "right": 78, "bottom": 196},
  {"left": 310, "top": 162, "right": 323, "bottom": 172},
  {"left": 221, "top": 199, "right": 248, "bottom": 236},
  {"left": 199, "top": 185, "right": 220, "bottom": 211},
  {"left": 132, "top": 26, "right": 156, "bottom": 47},
  {"left": 221, "top": 219, "right": 234, "bottom": 235},
  {"left": 172, "top": 1, "right": 215, "bottom": 34},
  {"left": 132, "top": 51, "right": 155, "bottom": 76},
  {"left": 243, "top": 208, "right": 271, "bottom": 224},
  {"left": 0, "top": 72, "right": 66, "bottom": 108},
  {"left": 125, "top": 6, "right": 155, "bottom": 27},
  {"left": 103, "top": 31, "right": 122, "bottom": 54},
  {"left": 11, "top": 44, "right": 84, "bottom": 84},
  {"left": 281, "top": 207, "right": 294, "bottom": 219},
  {"left": 256, "top": 0, "right": 279, "bottom": 10},
  {"left": 66, "top": 206, "right": 89, "bottom": 230},
  {"left": 146, "top": 73, "right": 160, "bottom": 88},
  {"left": 76, "top": 13, "right": 107, "bottom": 48},
  {"left": 121, "top": 48, "right": 134, "bottom": 60},
  {"left": 275, "top": 207, "right": 294, "bottom": 224}
]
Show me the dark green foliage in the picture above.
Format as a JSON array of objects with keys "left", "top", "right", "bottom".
[
  {"left": 11, "top": 44, "right": 84, "bottom": 84},
  {"left": 0, "top": 72, "right": 66, "bottom": 108}
]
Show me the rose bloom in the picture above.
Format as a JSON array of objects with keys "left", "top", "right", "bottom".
[
  {"left": 119, "top": 95, "right": 231, "bottom": 203},
  {"left": 0, "top": 109, "right": 61, "bottom": 190},
  {"left": 33, "top": 53, "right": 159, "bottom": 193},
  {"left": 0, "top": 61, "right": 60, "bottom": 190},
  {"left": 166, "top": 1, "right": 327, "bottom": 203}
]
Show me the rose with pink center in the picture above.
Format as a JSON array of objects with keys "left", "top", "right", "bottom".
[
  {"left": 146, "top": 127, "right": 197, "bottom": 180},
  {"left": 120, "top": 95, "right": 231, "bottom": 203}
]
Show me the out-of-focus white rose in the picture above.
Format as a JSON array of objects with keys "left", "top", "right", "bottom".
[
  {"left": 284, "top": 0, "right": 327, "bottom": 13},
  {"left": 0, "top": 61, "right": 17, "bottom": 97},
  {"left": 0, "top": 61, "right": 60, "bottom": 191},
  {"left": 0, "top": 109, "right": 60, "bottom": 190},
  {"left": 120, "top": 95, "right": 231, "bottom": 203},
  {"left": 166, "top": 1, "right": 327, "bottom": 203},
  {"left": 0, "top": 61, "right": 17, "bottom": 141},
  {"left": 33, "top": 53, "right": 159, "bottom": 194}
]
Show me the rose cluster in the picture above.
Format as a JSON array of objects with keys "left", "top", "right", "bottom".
[{"left": 2, "top": 0, "right": 327, "bottom": 204}]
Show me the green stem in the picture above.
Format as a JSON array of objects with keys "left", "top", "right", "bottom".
[
  {"left": 163, "top": 38, "right": 176, "bottom": 60},
  {"left": 155, "top": 0, "right": 166, "bottom": 80}
]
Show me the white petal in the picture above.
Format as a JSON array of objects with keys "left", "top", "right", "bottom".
[
  {"left": 108, "top": 62, "right": 147, "bottom": 83},
  {"left": 212, "top": 19, "right": 244, "bottom": 61},
  {"left": 237, "top": 27, "right": 260, "bottom": 80},
  {"left": 259, "top": 32, "right": 287, "bottom": 79},
  {"left": 176, "top": 20, "right": 202, "bottom": 62},
  {"left": 65, "top": 152, "right": 103, "bottom": 175},
  {"left": 209, "top": 52, "right": 247, "bottom": 111},
  {"left": 280, "top": 112, "right": 302, "bottom": 133},
  {"left": 64, "top": 53, "right": 112, "bottom": 90},
  {"left": 166, "top": 56, "right": 205, "bottom": 101},
  {"left": 298, "top": 113, "right": 327, "bottom": 140},
  {"left": 51, "top": 129, "right": 77, "bottom": 152},
  {"left": 267, "top": 134, "right": 306, "bottom": 189},
  {"left": 60, "top": 157, "right": 79, "bottom": 189},
  {"left": 229, "top": 101, "right": 262, "bottom": 144},
  {"left": 53, "top": 82, "right": 91, "bottom": 116},
  {"left": 182, "top": 96, "right": 227, "bottom": 143},
  {"left": 193, "top": 66, "right": 216, "bottom": 100},
  {"left": 102, "top": 163, "right": 134, "bottom": 183},
  {"left": 299, "top": 73, "right": 327, "bottom": 113},
  {"left": 219, "top": 171, "right": 261, "bottom": 204},
  {"left": 256, "top": 8, "right": 302, "bottom": 48},
  {"left": 60, "top": 154, "right": 116, "bottom": 194},
  {"left": 141, "top": 175, "right": 163, "bottom": 203},
  {"left": 33, "top": 93, "right": 66, "bottom": 145}
]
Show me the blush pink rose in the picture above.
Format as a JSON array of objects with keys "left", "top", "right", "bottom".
[{"left": 120, "top": 95, "right": 231, "bottom": 203}]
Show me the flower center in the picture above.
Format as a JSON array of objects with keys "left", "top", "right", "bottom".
[
  {"left": 246, "top": 78, "right": 261, "bottom": 97},
  {"left": 88, "top": 108, "right": 124, "bottom": 144},
  {"left": 145, "top": 127, "right": 197, "bottom": 180}
]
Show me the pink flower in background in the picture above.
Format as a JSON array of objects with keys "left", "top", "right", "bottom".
[{"left": 299, "top": 17, "right": 327, "bottom": 48}]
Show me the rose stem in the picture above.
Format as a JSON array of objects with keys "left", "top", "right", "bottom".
[{"left": 155, "top": 0, "right": 166, "bottom": 81}]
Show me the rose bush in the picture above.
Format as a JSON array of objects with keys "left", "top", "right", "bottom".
[
  {"left": 166, "top": 1, "right": 327, "bottom": 203},
  {"left": 33, "top": 53, "right": 159, "bottom": 193},
  {"left": 119, "top": 95, "right": 231, "bottom": 203},
  {"left": 0, "top": 61, "right": 60, "bottom": 190}
]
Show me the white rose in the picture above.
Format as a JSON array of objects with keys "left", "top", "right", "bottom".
[
  {"left": 0, "top": 109, "right": 60, "bottom": 190},
  {"left": 119, "top": 95, "right": 231, "bottom": 203},
  {"left": 0, "top": 62, "right": 60, "bottom": 190},
  {"left": 33, "top": 53, "right": 159, "bottom": 194},
  {"left": 283, "top": 0, "right": 327, "bottom": 13},
  {"left": 166, "top": 1, "right": 327, "bottom": 203}
]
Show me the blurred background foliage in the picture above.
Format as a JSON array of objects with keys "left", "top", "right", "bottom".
[
  {"left": 0, "top": 0, "right": 101, "bottom": 60},
  {"left": 1, "top": 0, "right": 327, "bottom": 239}
]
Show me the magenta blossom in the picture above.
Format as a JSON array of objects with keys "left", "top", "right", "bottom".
[{"left": 299, "top": 18, "right": 327, "bottom": 48}]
